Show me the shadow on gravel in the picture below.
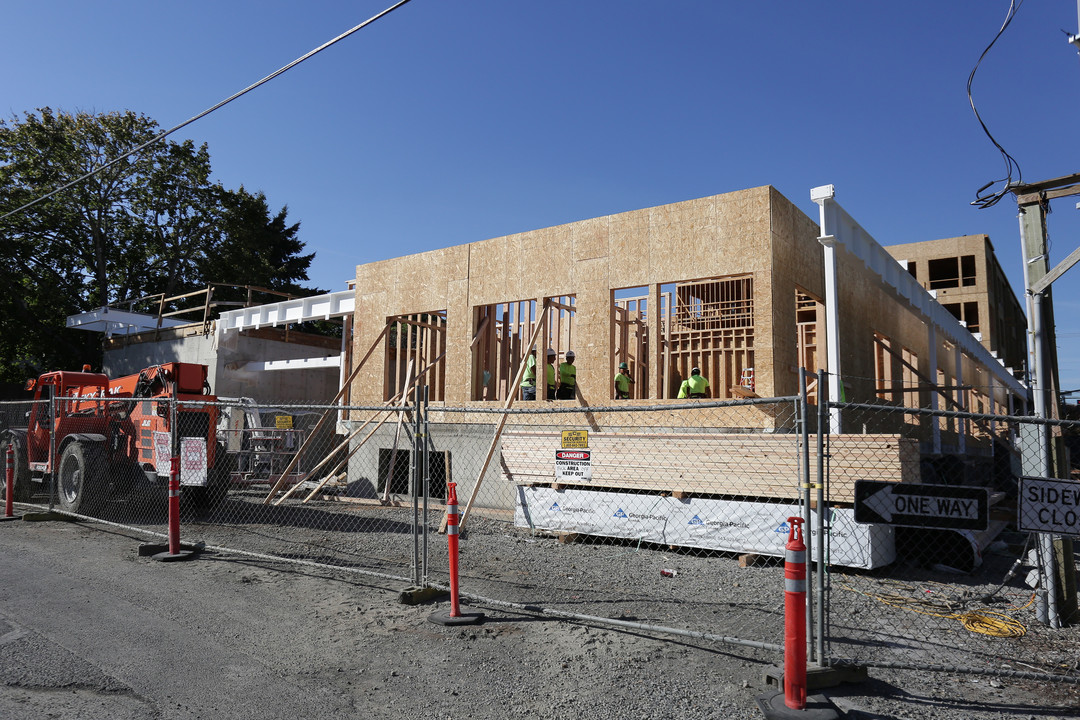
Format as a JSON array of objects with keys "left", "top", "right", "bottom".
[
  {"left": 82, "top": 495, "right": 417, "bottom": 536},
  {"left": 823, "top": 676, "right": 1077, "bottom": 719},
  {"left": 195, "top": 555, "right": 409, "bottom": 594}
]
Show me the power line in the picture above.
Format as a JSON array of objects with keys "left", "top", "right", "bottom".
[
  {"left": 0, "top": 0, "right": 416, "bottom": 223},
  {"left": 969, "top": 0, "right": 1025, "bottom": 210}
]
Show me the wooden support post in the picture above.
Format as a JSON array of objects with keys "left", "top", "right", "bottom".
[
  {"left": 262, "top": 321, "right": 393, "bottom": 504},
  {"left": 381, "top": 360, "right": 415, "bottom": 504},
  {"left": 275, "top": 395, "right": 400, "bottom": 504},
  {"left": 282, "top": 338, "right": 452, "bottom": 505},
  {"left": 287, "top": 398, "right": 399, "bottom": 503},
  {"left": 301, "top": 405, "right": 397, "bottom": 503},
  {"left": 450, "top": 303, "right": 550, "bottom": 532}
]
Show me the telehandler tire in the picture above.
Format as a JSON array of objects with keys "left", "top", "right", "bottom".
[{"left": 56, "top": 441, "right": 105, "bottom": 515}]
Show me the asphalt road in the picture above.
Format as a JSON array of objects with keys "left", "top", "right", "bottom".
[{"left": 1, "top": 516, "right": 1077, "bottom": 720}]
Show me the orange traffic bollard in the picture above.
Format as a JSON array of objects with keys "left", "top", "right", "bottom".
[
  {"left": 151, "top": 456, "right": 195, "bottom": 562},
  {"left": 446, "top": 480, "right": 462, "bottom": 616},
  {"left": 4, "top": 445, "right": 16, "bottom": 519},
  {"left": 168, "top": 456, "right": 181, "bottom": 555},
  {"left": 784, "top": 516, "right": 808, "bottom": 710},
  {"left": 429, "top": 482, "right": 483, "bottom": 626}
]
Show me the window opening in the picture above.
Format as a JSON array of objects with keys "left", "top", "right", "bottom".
[
  {"left": 472, "top": 300, "right": 536, "bottom": 401},
  {"left": 657, "top": 275, "right": 754, "bottom": 399},
  {"left": 471, "top": 296, "right": 575, "bottom": 401},
  {"left": 377, "top": 448, "right": 449, "bottom": 500},
  {"left": 963, "top": 302, "right": 980, "bottom": 334},
  {"left": 961, "top": 255, "right": 977, "bottom": 287},
  {"left": 943, "top": 302, "right": 980, "bottom": 335},
  {"left": 385, "top": 311, "right": 447, "bottom": 402},
  {"left": 927, "top": 257, "right": 960, "bottom": 289},
  {"left": 612, "top": 287, "right": 648, "bottom": 400},
  {"left": 873, "top": 333, "right": 904, "bottom": 404},
  {"left": 901, "top": 346, "right": 919, "bottom": 418},
  {"left": 796, "top": 289, "right": 824, "bottom": 403}
]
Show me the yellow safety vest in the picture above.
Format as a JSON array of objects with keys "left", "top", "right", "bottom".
[{"left": 559, "top": 362, "right": 576, "bottom": 388}]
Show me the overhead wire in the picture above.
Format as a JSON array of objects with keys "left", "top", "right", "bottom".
[
  {"left": 968, "top": 0, "right": 1025, "bottom": 210},
  {"left": 0, "top": 0, "right": 416, "bottom": 224}
]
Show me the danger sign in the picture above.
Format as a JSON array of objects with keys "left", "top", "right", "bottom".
[
  {"left": 555, "top": 449, "right": 592, "bottom": 482},
  {"left": 179, "top": 437, "right": 208, "bottom": 488}
]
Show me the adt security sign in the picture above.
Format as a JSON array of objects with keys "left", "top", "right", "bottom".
[
  {"left": 1018, "top": 477, "right": 1080, "bottom": 537},
  {"left": 555, "top": 450, "right": 592, "bottom": 482},
  {"left": 854, "top": 480, "right": 988, "bottom": 531}
]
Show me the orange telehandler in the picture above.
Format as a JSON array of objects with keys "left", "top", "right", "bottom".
[{"left": 0, "top": 362, "right": 230, "bottom": 514}]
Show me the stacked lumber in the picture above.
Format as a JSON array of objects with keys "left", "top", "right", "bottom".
[{"left": 500, "top": 431, "right": 918, "bottom": 503}]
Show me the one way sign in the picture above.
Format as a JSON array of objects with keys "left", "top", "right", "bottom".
[{"left": 854, "top": 481, "right": 988, "bottom": 531}]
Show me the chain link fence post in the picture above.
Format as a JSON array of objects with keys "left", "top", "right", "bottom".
[
  {"left": 48, "top": 391, "right": 57, "bottom": 511},
  {"left": 798, "top": 368, "right": 815, "bottom": 663},
  {"left": 816, "top": 369, "right": 830, "bottom": 666},
  {"left": 411, "top": 385, "right": 421, "bottom": 588},
  {"left": 421, "top": 384, "right": 430, "bottom": 586}
]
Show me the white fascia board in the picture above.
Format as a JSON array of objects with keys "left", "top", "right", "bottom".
[
  {"left": 244, "top": 356, "right": 342, "bottom": 371},
  {"left": 813, "top": 189, "right": 1027, "bottom": 397},
  {"left": 218, "top": 289, "right": 355, "bottom": 333}
]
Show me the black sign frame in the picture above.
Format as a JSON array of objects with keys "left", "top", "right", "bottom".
[{"left": 854, "top": 480, "right": 988, "bottom": 531}]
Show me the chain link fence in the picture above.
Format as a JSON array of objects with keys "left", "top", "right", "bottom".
[
  {"left": 3, "top": 381, "right": 1079, "bottom": 684},
  {"left": 823, "top": 376, "right": 1080, "bottom": 683}
]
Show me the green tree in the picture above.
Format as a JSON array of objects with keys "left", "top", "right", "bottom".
[
  {"left": 0, "top": 108, "right": 320, "bottom": 384},
  {"left": 202, "top": 186, "right": 316, "bottom": 296}
]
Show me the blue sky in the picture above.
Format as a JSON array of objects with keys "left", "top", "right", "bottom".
[{"left": 5, "top": 1, "right": 1080, "bottom": 393}]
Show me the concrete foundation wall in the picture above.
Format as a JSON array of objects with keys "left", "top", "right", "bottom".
[
  {"left": 344, "top": 422, "right": 513, "bottom": 512},
  {"left": 104, "top": 328, "right": 340, "bottom": 406}
]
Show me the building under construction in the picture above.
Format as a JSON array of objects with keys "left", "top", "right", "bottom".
[
  {"left": 348, "top": 185, "right": 1027, "bottom": 422},
  {"left": 885, "top": 234, "right": 1027, "bottom": 375}
]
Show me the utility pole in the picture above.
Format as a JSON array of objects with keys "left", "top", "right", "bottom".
[{"left": 1011, "top": 174, "right": 1080, "bottom": 627}]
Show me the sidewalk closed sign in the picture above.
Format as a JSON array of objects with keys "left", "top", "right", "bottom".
[
  {"left": 555, "top": 450, "right": 592, "bottom": 482},
  {"left": 1019, "top": 476, "right": 1080, "bottom": 537}
]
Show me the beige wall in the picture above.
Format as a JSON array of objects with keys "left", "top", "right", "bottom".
[
  {"left": 350, "top": 187, "right": 1021, "bottom": 416},
  {"left": 352, "top": 186, "right": 827, "bottom": 405},
  {"left": 885, "top": 234, "right": 1027, "bottom": 373}
]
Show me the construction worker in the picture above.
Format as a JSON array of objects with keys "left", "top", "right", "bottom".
[
  {"left": 556, "top": 350, "right": 577, "bottom": 399},
  {"left": 545, "top": 348, "right": 558, "bottom": 399},
  {"left": 614, "top": 361, "right": 634, "bottom": 399},
  {"left": 520, "top": 348, "right": 537, "bottom": 400},
  {"left": 677, "top": 367, "right": 709, "bottom": 399}
]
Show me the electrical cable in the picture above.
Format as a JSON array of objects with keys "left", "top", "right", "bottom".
[
  {"left": 0, "top": 0, "right": 416, "bottom": 224},
  {"left": 839, "top": 576, "right": 1032, "bottom": 638},
  {"left": 968, "top": 0, "right": 1025, "bottom": 210}
]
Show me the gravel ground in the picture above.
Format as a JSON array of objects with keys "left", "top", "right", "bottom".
[
  {"left": 180, "top": 492, "right": 1080, "bottom": 675},
  {"left": 3, "top": 495, "right": 1077, "bottom": 719}
]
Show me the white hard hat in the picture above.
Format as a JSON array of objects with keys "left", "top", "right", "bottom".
[
  {"left": 546, "top": 348, "right": 556, "bottom": 356},
  {"left": 566, "top": 350, "right": 575, "bottom": 358}
]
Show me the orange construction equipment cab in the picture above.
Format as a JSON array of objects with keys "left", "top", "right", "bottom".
[{"left": 0, "top": 363, "right": 229, "bottom": 515}]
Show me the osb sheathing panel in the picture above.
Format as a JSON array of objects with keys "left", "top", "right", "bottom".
[
  {"left": 884, "top": 234, "right": 1027, "bottom": 374},
  {"left": 766, "top": 187, "right": 826, "bottom": 397},
  {"left": 352, "top": 244, "right": 469, "bottom": 405},
  {"left": 572, "top": 256, "right": 611, "bottom": 394},
  {"left": 446, "top": 277, "right": 471, "bottom": 401},
  {"left": 607, "top": 209, "right": 653, "bottom": 290},
  {"left": 572, "top": 216, "right": 609, "bottom": 263},
  {"left": 351, "top": 186, "right": 794, "bottom": 405}
]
